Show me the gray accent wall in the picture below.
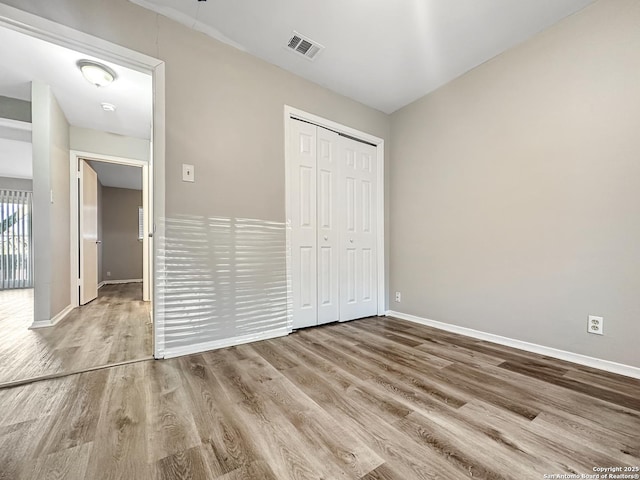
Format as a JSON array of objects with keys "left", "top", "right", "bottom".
[
  {"left": 390, "top": 0, "right": 640, "bottom": 368},
  {"left": 0, "top": 95, "right": 31, "bottom": 122},
  {"left": 101, "top": 186, "right": 142, "bottom": 282},
  {"left": 0, "top": 176, "right": 32, "bottom": 191},
  {"left": 31, "top": 81, "right": 70, "bottom": 323}
]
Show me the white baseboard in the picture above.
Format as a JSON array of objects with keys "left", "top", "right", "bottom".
[
  {"left": 101, "top": 278, "right": 142, "bottom": 285},
  {"left": 29, "top": 304, "right": 74, "bottom": 329},
  {"left": 162, "top": 327, "right": 291, "bottom": 359},
  {"left": 98, "top": 281, "right": 106, "bottom": 289},
  {"left": 386, "top": 310, "right": 640, "bottom": 380}
]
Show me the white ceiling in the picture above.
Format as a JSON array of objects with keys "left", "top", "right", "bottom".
[
  {"left": 130, "top": 0, "right": 595, "bottom": 113},
  {"left": 0, "top": 26, "right": 152, "bottom": 139},
  {"left": 87, "top": 160, "right": 142, "bottom": 191}
]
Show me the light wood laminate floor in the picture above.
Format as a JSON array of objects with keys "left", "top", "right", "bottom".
[
  {"left": 0, "top": 283, "right": 152, "bottom": 385},
  {"left": 1, "top": 316, "right": 638, "bottom": 479}
]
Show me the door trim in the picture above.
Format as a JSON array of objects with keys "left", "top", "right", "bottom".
[
  {"left": 284, "top": 105, "right": 386, "bottom": 327},
  {"left": 70, "top": 151, "right": 150, "bottom": 307}
]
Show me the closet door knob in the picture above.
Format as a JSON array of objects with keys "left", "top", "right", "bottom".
[
  {"left": 323, "top": 236, "right": 328, "bottom": 241},
  {"left": 349, "top": 239, "right": 354, "bottom": 243}
]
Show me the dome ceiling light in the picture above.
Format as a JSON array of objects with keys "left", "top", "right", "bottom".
[{"left": 77, "top": 60, "right": 117, "bottom": 87}]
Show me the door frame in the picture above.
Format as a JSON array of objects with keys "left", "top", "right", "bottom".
[
  {"left": 0, "top": 3, "right": 166, "bottom": 358},
  {"left": 284, "top": 105, "right": 386, "bottom": 327},
  {"left": 70, "top": 151, "right": 150, "bottom": 307}
]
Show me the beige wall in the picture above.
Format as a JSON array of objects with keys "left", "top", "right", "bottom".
[
  {"left": 101, "top": 186, "right": 142, "bottom": 282},
  {"left": 390, "top": 0, "right": 640, "bottom": 368},
  {"left": 31, "top": 81, "right": 70, "bottom": 323}
]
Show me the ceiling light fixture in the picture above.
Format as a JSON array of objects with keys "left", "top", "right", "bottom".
[
  {"left": 77, "top": 60, "right": 117, "bottom": 87},
  {"left": 101, "top": 102, "right": 117, "bottom": 112}
]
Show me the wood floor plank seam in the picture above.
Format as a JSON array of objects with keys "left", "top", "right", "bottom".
[{"left": 0, "top": 356, "right": 154, "bottom": 390}]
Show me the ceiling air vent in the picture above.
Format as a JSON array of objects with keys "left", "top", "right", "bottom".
[{"left": 286, "top": 31, "right": 324, "bottom": 61}]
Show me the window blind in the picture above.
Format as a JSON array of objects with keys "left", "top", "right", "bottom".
[{"left": 0, "top": 189, "right": 33, "bottom": 290}]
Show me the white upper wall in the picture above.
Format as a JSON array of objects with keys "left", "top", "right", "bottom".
[
  {"left": 0, "top": 136, "right": 31, "bottom": 178},
  {"left": 70, "top": 126, "right": 149, "bottom": 162},
  {"left": 0, "top": 115, "right": 32, "bottom": 179}
]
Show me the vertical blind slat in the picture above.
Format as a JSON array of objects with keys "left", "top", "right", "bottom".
[
  {"left": 18, "top": 191, "right": 23, "bottom": 288},
  {"left": 15, "top": 191, "right": 19, "bottom": 288},
  {"left": 1, "top": 192, "right": 4, "bottom": 289},
  {"left": 2, "top": 191, "right": 6, "bottom": 290}
]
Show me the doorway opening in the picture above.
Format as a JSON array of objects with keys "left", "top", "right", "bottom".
[
  {"left": 0, "top": 3, "right": 165, "bottom": 387},
  {"left": 68, "top": 153, "right": 153, "bottom": 367},
  {"left": 71, "top": 152, "right": 151, "bottom": 307}
]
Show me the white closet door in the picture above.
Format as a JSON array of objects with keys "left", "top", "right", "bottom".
[
  {"left": 290, "top": 120, "right": 318, "bottom": 329},
  {"left": 339, "top": 136, "right": 378, "bottom": 321},
  {"left": 316, "top": 127, "right": 340, "bottom": 325}
]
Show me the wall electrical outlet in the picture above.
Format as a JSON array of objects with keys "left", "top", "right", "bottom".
[
  {"left": 395, "top": 291, "right": 401, "bottom": 302},
  {"left": 106, "top": 271, "right": 111, "bottom": 277},
  {"left": 588, "top": 315, "right": 603, "bottom": 335}
]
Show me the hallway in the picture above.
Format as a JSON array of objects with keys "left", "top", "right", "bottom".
[{"left": 0, "top": 283, "right": 151, "bottom": 386}]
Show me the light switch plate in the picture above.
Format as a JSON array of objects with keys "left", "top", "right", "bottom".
[{"left": 182, "top": 164, "right": 195, "bottom": 182}]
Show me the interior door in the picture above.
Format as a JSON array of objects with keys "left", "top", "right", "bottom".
[
  {"left": 79, "top": 159, "right": 99, "bottom": 305},
  {"left": 290, "top": 120, "right": 318, "bottom": 329},
  {"left": 316, "top": 127, "right": 340, "bottom": 325},
  {"left": 339, "top": 136, "right": 378, "bottom": 321}
]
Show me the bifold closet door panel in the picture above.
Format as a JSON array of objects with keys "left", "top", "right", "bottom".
[
  {"left": 290, "top": 120, "right": 318, "bottom": 329},
  {"left": 289, "top": 117, "right": 379, "bottom": 329},
  {"left": 339, "top": 136, "right": 378, "bottom": 322},
  {"left": 316, "top": 127, "right": 340, "bottom": 325}
]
